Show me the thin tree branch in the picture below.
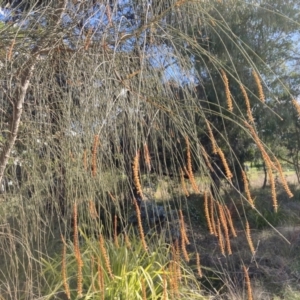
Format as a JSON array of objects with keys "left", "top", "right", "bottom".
[{"left": 0, "top": 0, "right": 68, "bottom": 186}]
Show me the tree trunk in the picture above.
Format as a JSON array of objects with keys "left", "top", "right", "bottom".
[{"left": 0, "top": 63, "right": 35, "bottom": 185}]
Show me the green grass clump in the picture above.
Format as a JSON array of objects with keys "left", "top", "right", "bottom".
[{"left": 41, "top": 230, "right": 206, "bottom": 300}]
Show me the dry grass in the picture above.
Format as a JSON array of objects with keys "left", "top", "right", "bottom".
[{"left": 183, "top": 172, "right": 300, "bottom": 299}]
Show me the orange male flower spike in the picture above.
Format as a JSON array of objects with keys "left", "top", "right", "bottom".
[
  {"left": 220, "top": 69, "right": 233, "bottom": 111},
  {"left": 205, "top": 119, "right": 217, "bottom": 154},
  {"left": 245, "top": 221, "right": 255, "bottom": 255},
  {"left": 240, "top": 84, "right": 254, "bottom": 123},
  {"left": 243, "top": 265, "right": 253, "bottom": 300},
  {"left": 185, "top": 136, "right": 200, "bottom": 194},
  {"left": 217, "top": 147, "right": 233, "bottom": 180},
  {"left": 242, "top": 171, "right": 255, "bottom": 208},
  {"left": 132, "top": 150, "right": 143, "bottom": 198},
  {"left": 252, "top": 70, "right": 265, "bottom": 103},
  {"left": 204, "top": 191, "right": 214, "bottom": 234}
]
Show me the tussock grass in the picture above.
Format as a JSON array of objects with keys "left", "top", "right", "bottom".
[{"left": 41, "top": 229, "right": 206, "bottom": 300}]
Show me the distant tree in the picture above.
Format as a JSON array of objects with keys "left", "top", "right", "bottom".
[{"left": 175, "top": 0, "right": 300, "bottom": 191}]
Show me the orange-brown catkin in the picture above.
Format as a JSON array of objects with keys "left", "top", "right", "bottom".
[
  {"left": 99, "top": 234, "right": 114, "bottom": 279},
  {"left": 204, "top": 191, "right": 214, "bottom": 235},
  {"left": 268, "top": 167, "right": 278, "bottom": 212},
  {"left": 292, "top": 99, "right": 300, "bottom": 117},
  {"left": 218, "top": 203, "right": 232, "bottom": 255},
  {"left": 224, "top": 205, "right": 237, "bottom": 238},
  {"left": 240, "top": 84, "right": 254, "bottom": 123},
  {"left": 97, "top": 258, "right": 105, "bottom": 300},
  {"left": 244, "top": 122, "right": 276, "bottom": 170},
  {"left": 132, "top": 150, "right": 143, "bottom": 198},
  {"left": 217, "top": 218, "right": 225, "bottom": 256},
  {"left": 169, "top": 261, "right": 179, "bottom": 298},
  {"left": 274, "top": 157, "right": 293, "bottom": 198},
  {"left": 133, "top": 198, "right": 148, "bottom": 251},
  {"left": 185, "top": 136, "right": 200, "bottom": 194},
  {"left": 217, "top": 147, "right": 233, "bottom": 180},
  {"left": 196, "top": 252, "right": 202, "bottom": 278},
  {"left": 178, "top": 210, "right": 190, "bottom": 245},
  {"left": 141, "top": 279, "right": 147, "bottom": 300},
  {"left": 173, "top": 239, "right": 182, "bottom": 281},
  {"left": 178, "top": 210, "right": 190, "bottom": 261},
  {"left": 205, "top": 119, "right": 218, "bottom": 154},
  {"left": 242, "top": 171, "right": 255, "bottom": 208},
  {"left": 76, "top": 251, "right": 83, "bottom": 298},
  {"left": 124, "top": 232, "right": 131, "bottom": 249},
  {"left": 220, "top": 69, "right": 233, "bottom": 111},
  {"left": 243, "top": 265, "right": 253, "bottom": 300},
  {"left": 245, "top": 221, "right": 255, "bottom": 255},
  {"left": 181, "top": 235, "right": 190, "bottom": 262},
  {"left": 210, "top": 193, "right": 217, "bottom": 236},
  {"left": 252, "top": 70, "right": 265, "bottom": 103}
]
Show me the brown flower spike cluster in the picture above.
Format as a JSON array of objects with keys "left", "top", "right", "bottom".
[
  {"left": 204, "top": 192, "right": 237, "bottom": 255},
  {"left": 240, "top": 84, "right": 254, "bottom": 123},
  {"left": 133, "top": 198, "right": 148, "bottom": 252},
  {"left": 220, "top": 69, "right": 233, "bottom": 111},
  {"left": 218, "top": 202, "right": 232, "bottom": 255},
  {"left": 217, "top": 147, "right": 233, "bottom": 180},
  {"left": 185, "top": 136, "right": 200, "bottom": 194},
  {"left": 242, "top": 171, "right": 255, "bottom": 208},
  {"left": 243, "top": 265, "right": 253, "bottom": 300},
  {"left": 179, "top": 209, "right": 190, "bottom": 262},
  {"left": 244, "top": 122, "right": 279, "bottom": 211},
  {"left": 133, "top": 150, "right": 143, "bottom": 198},
  {"left": 252, "top": 70, "right": 265, "bottom": 103},
  {"left": 205, "top": 119, "right": 218, "bottom": 154},
  {"left": 204, "top": 191, "right": 214, "bottom": 235},
  {"left": 245, "top": 221, "right": 255, "bottom": 255},
  {"left": 99, "top": 233, "right": 114, "bottom": 279},
  {"left": 292, "top": 99, "right": 300, "bottom": 116}
]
